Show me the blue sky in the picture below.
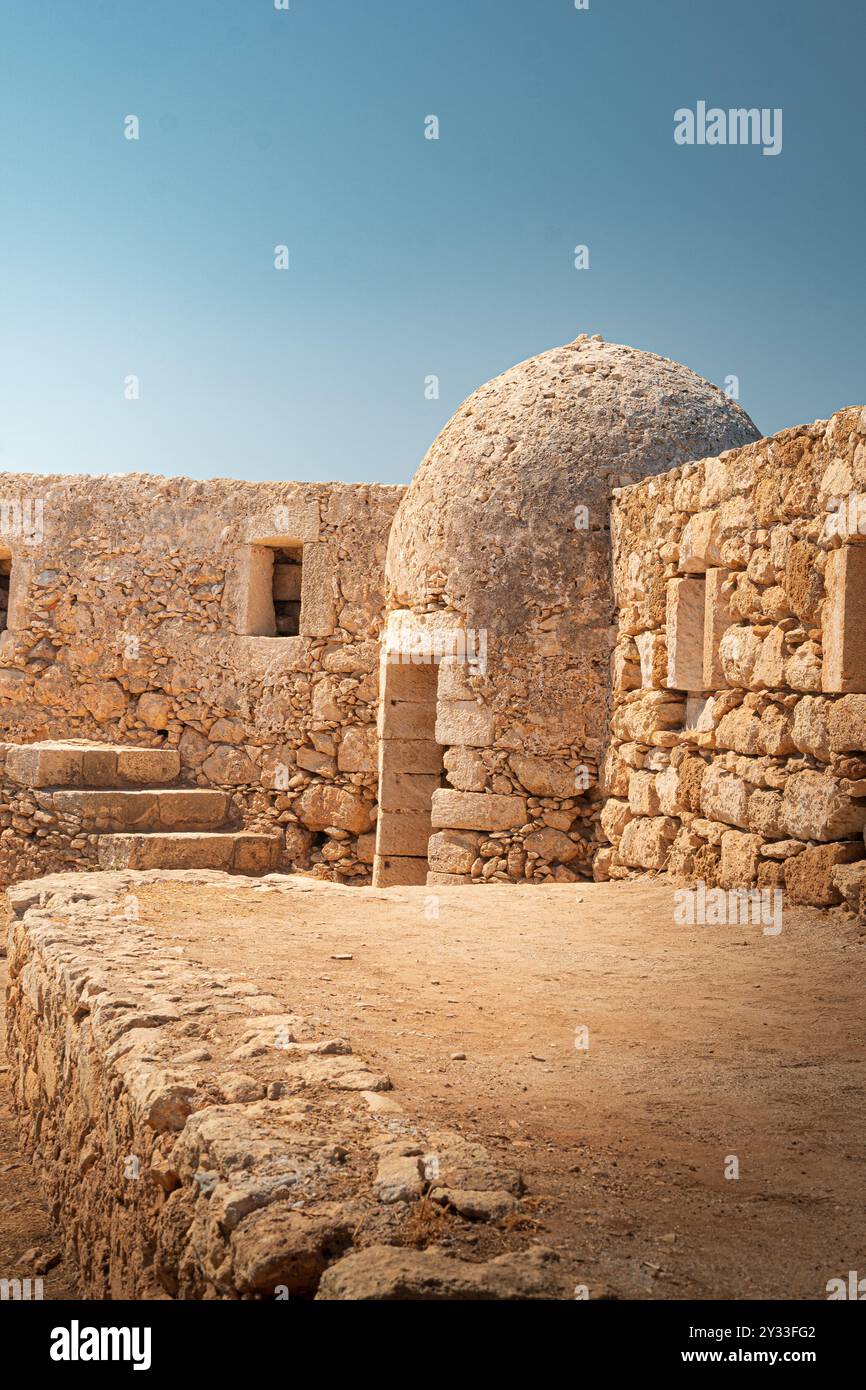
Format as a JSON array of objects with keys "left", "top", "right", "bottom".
[{"left": 0, "top": 0, "right": 863, "bottom": 484}]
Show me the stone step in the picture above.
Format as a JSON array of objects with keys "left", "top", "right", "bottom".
[
  {"left": 0, "top": 740, "right": 180, "bottom": 789},
  {"left": 52, "top": 789, "right": 230, "bottom": 833},
  {"left": 97, "top": 832, "right": 281, "bottom": 875}
]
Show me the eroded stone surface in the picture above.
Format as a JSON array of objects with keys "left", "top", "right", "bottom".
[
  {"left": 315, "top": 1243, "right": 561, "bottom": 1301},
  {"left": 0, "top": 355, "right": 863, "bottom": 903},
  {"left": 0, "top": 471, "right": 399, "bottom": 888},
  {"left": 6, "top": 869, "right": 560, "bottom": 1300},
  {"left": 380, "top": 337, "right": 757, "bottom": 886},
  {"left": 605, "top": 407, "right": 866, "bottom": 901}
]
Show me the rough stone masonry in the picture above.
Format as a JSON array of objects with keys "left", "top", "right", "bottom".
[
  {"left": 0, "top": 336, "right": 863, "bottom": 899},
  {"left": 3, "top": 335, "right": 866, "bottom": 1302},
  {"left": 6, "top": 870, "right": 566, "bottom": 1299},
  {"left": 603, "top": 404, "right": 866, "bottom": 911},
  {"left": 0, "top": 476, "right": 400, "bottom": 886}
]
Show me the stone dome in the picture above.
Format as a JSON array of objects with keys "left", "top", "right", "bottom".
[{"left": 386, "top": 336, "right": 760, "bottom": 635}]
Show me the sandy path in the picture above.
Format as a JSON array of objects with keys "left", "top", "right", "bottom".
[{"left": 132, "top": 876, "right": 866, "bottom": 1301}]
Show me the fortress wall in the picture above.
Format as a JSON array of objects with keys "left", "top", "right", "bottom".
[
  {"left": 603, "top": 406, "right": 866, "bottom": 909},
  {"left": 373, "top": 609, "right": 604, "bottom": 887},
  {"left": 5, "top": 870, "right": 556, "bottom": 1300},
  {"left": 377, "top": 338, "right": 759, "bottom": 889},
  {"left": 0, "top": 473, "right": 403, "bottom": 884}
]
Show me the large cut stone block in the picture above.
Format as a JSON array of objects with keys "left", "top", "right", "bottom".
[
  {"left": 666, "top": 577, "right": 706, "bottom": 691},
  {"left": 719, "top": 830, "right": 762, "bottom": 887},
  {"left": 436, "top": 657, "right": 476, "bottom": 701},
  {"left": 378, "top": 739, "right": 444, "bottom": 775},
  {"left": 378, "top": 700, "right": 437, "bottom": 741},
  {"left": 115, "top": 748, "right": 181, "bottom": 783},
  {"left": 784, "top": 842, "right": 864, "bottom": 906},
  {"left": 679, "top": 510, "right": 723, "bottom": 573},
  {"left": 157, "top": 790, "right": 229, "bottom": 830},
  {"left": 719, "top": 625, "right": 761, "bottom": 688},
  {"left": 444, "top": 746, "right": 486, "bottom": 791},
  {"left": 781, "top": 770, "right": 866, "bottom": 842},
  {"left": 299, "top": 542, "right": 337, "bottom": 638},
  {"left": 236, "top": 545, "right": 275, "bottom": 636},
  {"left": 830, "top": 861, "right": 866, "bottom": 914},
  {"left": 684, "top": 694, "right": 717, "bottom": 733},
  {"left": 617, "top": 816, "right": 678, "bottom": 870},
  {"left": 823, "top": 545, "right": 866, "bottom": 693},
  {"left": 428, "top": 830, "right": 482, "bottom": 874},
  {"left": 715, "top": 706, "right": 762, "bottom": 754},
  {"left": 77, "top": 748, "right": 121, "bottom": 786},
  {"left": 378, "top": 771, "right": 439, "bottom": 813},
  {"left": 231, "top": 833, "right": 282, "bottom": 874},
  {"left": 613, "top": 696, "right": 686, "bottom": 741},
  {"left": 700, "top": 764, "right": 750, "bottom": 828},
  {"left": 628, "top": 770, "right": 660, "bottom": 815},
  {"left": 612, "top": 641, "right": 641, "bottom": 695},
  {"left": 635, "top": 631, "right": 664, "bottom": 690},
  {"left": 52, "top": 789, "right": 159, "bottom": 831},
  {"left": 792, "top": 696, "right": 832, "bottom": 759},
  {"left": 375, "top": 809, "right": 432, "bottom": 856},
  {"left": 507, "top": 754, "right": 577, "bottom": 799},
  {"left": 380, "top": 660, "right": 439, "bottom": 704},
  {"left": 431, "top": 790, "right": 526, "bottom": 832},
  {"left": 337, "top": 724, "right": 378, "bottom": 772},
  {"left": 434, "top": 701, "right": 494, "bottom": 747},
  {"left": 1, "top": 741, "right": 179, "bottom": 789},
  {"left": 296, "top": 784, "right": 373, "bottom": 834},
  {"left": 4, "top": 743, "right": 85, "bottom": 787},
  {"left": 600, "top": 797, "right": 632, "bottom": 841},
  {"left": 372, "top": 853, "right": 429, "bottom": 887},
  {"left": 748, "top": 789, "right": 785, "bottom": 838},
  {"left": 752, "top": 629, "right": 786, "bottom": 690},
  {"left": 827, "top": 695, "right": 866, "bottom": 754},
  {"left": 702, "top": 568, "right": 732, "bottom": 688},
  {"left": 97, "top": 831, "right": 279, "bottom": 873}
]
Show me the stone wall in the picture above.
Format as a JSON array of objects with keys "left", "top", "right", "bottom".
[
  {"left": 373, "top": 612, "right": 598, "bottom": 886},
  {"left": 601, "top": 407, "right": 866, "bottom": 906},
  {"left": 0, "top": 473, "right": 403, "bottom": 884},
  {"left": 427, "top": 642, "right": 603, "bottom": 886},
  {"left": 373, "top": 338, "right": 759, "bottom": 889},
  {"left": 0, "top": 770, "right": 101, "bottom": 882},
  {"left": 6, "top": 870, "right": 563, "bottom": 1299}
]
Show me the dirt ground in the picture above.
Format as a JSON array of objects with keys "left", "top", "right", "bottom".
[
  {"left": 2, "top": 875, "right": 864, "bottom": 1300},
  {"left": 135, "top": 876, "right": 864, "bottom": 1300}
]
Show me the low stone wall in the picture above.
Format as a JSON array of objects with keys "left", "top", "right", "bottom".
[
  {"left": 603, "top": 407, "right": 866, "bottom": 906},
  {"left": 5, "top": 870, "right": 565, "bottom": 1299},
  {"left": 0, "top": 775, "right": 377, "bottom": 890},
  {"left": 0, "top": 741, "right": 280, "bottom": 887},
  {"left": 0, "top": 778, "right": 100, "bottom": 883}
]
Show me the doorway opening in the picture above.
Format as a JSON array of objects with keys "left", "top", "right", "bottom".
[{"left": 372, "top": 659, "right": 444, "bottom": 886}]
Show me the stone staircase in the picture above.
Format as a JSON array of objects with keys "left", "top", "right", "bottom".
[{"left": 0, "top": 740, "right": 281, "bottom": 874}]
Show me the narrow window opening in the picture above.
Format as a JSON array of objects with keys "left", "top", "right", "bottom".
[
  {"left": 0, "top": 556, "right": 10, "bottom": 635},
  {"left": 239, "top": 540, "right": 304, "bottom": 638},
  {"left": 272, "top": 545, "right": 302, "bottom": 637}
]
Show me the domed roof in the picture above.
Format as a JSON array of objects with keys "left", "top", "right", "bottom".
[{"left": 386, "top": 336, "right": 760, "bottom": 633}]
